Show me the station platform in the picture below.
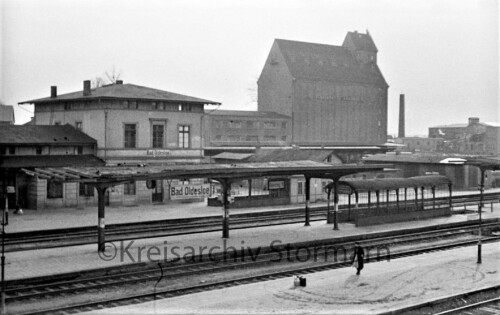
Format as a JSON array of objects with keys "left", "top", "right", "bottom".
[
  {"left": 4, "top": 205, "right": 500, "bottom": 281},
  {"left": 88, "top": 243, "right": 500, "bottom": 315},
  {"left": 6, "top": 187, "right": 500, "bottom": 233}
]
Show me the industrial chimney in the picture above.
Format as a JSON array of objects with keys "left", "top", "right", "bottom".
[
  {"left": 398, "top": 94, "right": 405, "bottom": 138},
  {"left": 83, "top": 80, "right": 91, "bottom": 96},
  {"left": 50, "top": 86, "right": 57, "bottom": 98}
]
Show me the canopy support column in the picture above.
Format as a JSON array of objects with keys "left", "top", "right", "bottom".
[
  {"left": 448, "top": 183, "right": 453, "bottom": 211},
  {"left": 367, "top": 191, "right": 371, "bottom": 210},
  {"left": 221, "top": 180, "right": 230, "bottom": 238},
  {"left": 326, "top": 185, "right": 333, "bottom": 224},
  {"left": 376, "top": 191, "right": 380, "bottom": 209},
  {"left": 353, "top": 191, "right": 358, "bottom": 222},
  {"left": 421, "top": 187, "right": 425, "bottom": 209},
  {"left": 432, "top": 186, "right": 436, "bottom": 210},
  {"left": 304, "top": 176, "right": 311, "bottom": 226},
  {"left": 96, "top": 184, "right": 109, "bottom": 253},
  {"left": 396, "top": 189, "right": 400, "bottom": 209},
  {"left": 414, "top": 187, "right": 419, "bottom": 208},
  {"left": 333, "top": 180, "right": 339, "bottom": 230}
]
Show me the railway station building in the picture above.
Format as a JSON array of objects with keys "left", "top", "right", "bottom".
[{"left": 18, "top": 81, "right": 220, "bottom": 208}]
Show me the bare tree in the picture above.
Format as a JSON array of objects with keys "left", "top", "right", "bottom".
[{"left": 91, "top": 66, "right": 123, "bottom": 88}]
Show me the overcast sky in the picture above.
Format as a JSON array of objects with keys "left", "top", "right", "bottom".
[{"left": 1, "top": 0, "right": 498, "bottom": 136}]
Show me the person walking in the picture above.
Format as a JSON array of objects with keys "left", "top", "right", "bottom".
[{"left": 351, "top": 242, "right": 364, "bottom": 275}]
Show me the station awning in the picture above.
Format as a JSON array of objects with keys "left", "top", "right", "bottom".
[
  {"left": 20, "top": 160, "right": 393, "bottom": 186},
  {"left": 334, "top": 175, "right": 452, "bottom": 194}
]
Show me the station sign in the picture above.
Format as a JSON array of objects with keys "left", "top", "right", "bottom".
[
  {"left": 147, "top": 149, "right": 171, "bottom": 157},
  {"left": 268, "top": 180, "right": 285, "bottom": 190},
  {"left": 170, "top": 184, "right": 211, "bottom": 199}
]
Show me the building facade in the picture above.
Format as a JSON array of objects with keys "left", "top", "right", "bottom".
[
  {"left": 258, "top": 31, "right": 389, "bottom": 145},
  {"left": 21, "top": 80, "right": 220, "bottom": 165},
  {"left": 18, "top": 80, "right": 220, "bottom": 208},
  {"left": 0, "top": 124, "right": 102, "bottom": 209},
  {"left": 394, "top": 137, "right": 444, "bottom": 153},
  {"left": 429, "top": 117, "right": 500, "bottom": 155},
  {"left": 204, "top": 110, "right": 292, "bottom": 148}
]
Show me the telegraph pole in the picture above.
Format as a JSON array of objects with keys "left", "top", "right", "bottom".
[{"left": 1, "top": 181, "right": 7, "bottom": 315}]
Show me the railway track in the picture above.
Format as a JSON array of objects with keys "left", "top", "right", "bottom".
[
  {"left": 6, "top": 222, "right": 500, "bottom": 315},
  {"left": 5, "top": 192, "right": 499, "bottom": 252},
  {"left": 435, "top": 296, "right": 500, "bottom": 314}
]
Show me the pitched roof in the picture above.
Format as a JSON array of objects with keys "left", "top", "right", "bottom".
[
  {"left": 206, "top": 110, "right": 291, "bottom": 119},
  {"left": 0, "top": 155, "right": 104, "bottom": 168},
  {"left": 0, "top": 105, "right": 15, "bottom": 123},
  {"left": 275, "top": 39, "right": 388, "bottom": 87},
  {"left": 430, "top": 122, "right": 500, "bottom": 128},
  {"left": 248, "top": 149, "right": 341, "bottom": 163},
  {"left": 211, "top": 152, "right": 254, "bottom": 160},
  {"left": 0, "top": 124, "right": 97, "bottom": 145},
  {"left": 363, "top": 153, "right": 466, "bottom": 164},
  {"left": 19, "top": 83, "right": 220, "bottom": 105}
]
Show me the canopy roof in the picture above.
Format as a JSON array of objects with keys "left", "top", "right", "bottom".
[
  {"left": 332, "top": 175, "right": 452, "bottom": 194},
  {"left": 20, "top": 161, "right": 392, "bottom": 186}
]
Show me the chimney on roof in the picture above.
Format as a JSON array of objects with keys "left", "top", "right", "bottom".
[
  {"left": 50, "top": 86, "right": 57, "bottom": 98},
  {"left": 83, "top": 80, "right": 91, "bottom": 96},
  {"left": 398, "top": 94, "right": 405, "bottom": 138},
  {"left": 468, "top": 117, "right": 480, "bottom": 125},
  {"left": 116, "top": 80, "right": 123, "bottom": 85}
]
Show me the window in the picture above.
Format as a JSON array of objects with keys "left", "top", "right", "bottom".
[
  {"left": 0, "top": 147, "right": 5, "bottom": 155},
  {"left": 47, "top": 181, "right": 63, "bottom": 198},
  {"left": 77, "top": 146, "right": 83, "bottom": 154},
  {"left": 75, "top": 121, "right": 82, "bottom": 130},
  {"left": 228, "top": 120, "right": 241, "bottom": 128},
  {"left": 247, "top": 121, "right": 257, "bottom": 129},
  {"left": 298, "top": 182, "right": 303, "bottom": 195},
  {"left": 178, "top": 125, "right": 190, "bottom": 148},
  {"left": 263, "top": 121, "right": 276, "bottom": 128},
  {"left": 281, "top": 122, "right": 287, "bottom": 129},
  {"left": 123, "top": 182, "right": 136, "bottom": 195},
  {"left": 281, "top": 136, "right": 287, "bottom": 141},
  {"left": 64, "top": 103, "right": 71, "bottom": 110},
  {"left": 215, "top": 120, "right": 224, "bottom": 128},
  {"left": 228, "top": 135, "right": 241, "bottom": 141},
  {"left": 246, "top": 135, "right": 259, "bottom": 142},
  {"left": 79, "top": 183, "right": 94, "bottom": 197},
  {"left": 8, "top": 147, "right": 15, "bottom": 155},
  {"left": 36, "top": 146, "right": 42, "bottom": 155},
  {"left": 152, "top": 124, "right": 164, "bottom": 148},
  {"left": 179, "top": 104, "right": 192, "bottom": 112},
  {"left": 264, "top": 135, "right": 276, "bottom": 141},
  {"left": 124, "top": 124, "right": 137, "bottom": 148},
  {"left": 214, "top": 135, "right": 222, "bottom": 141}
]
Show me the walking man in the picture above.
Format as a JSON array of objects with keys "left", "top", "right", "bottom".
[{"left": 351, "top": 242, "right": 365, "bottom": 275}]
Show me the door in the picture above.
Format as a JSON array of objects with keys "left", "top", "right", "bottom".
[{"left": 152, "top": 180, "right": 163, "bottom": 203}]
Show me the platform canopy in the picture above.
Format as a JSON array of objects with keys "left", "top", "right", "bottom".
[
  {"left": 334, "top": 175, "right": 452, "bottom": 194},
  {"left": 465, "top": 157, "right": 500, "bottom": 170},
  {"left": 21, "top": 160, "right": 393, "bottom": 186}
]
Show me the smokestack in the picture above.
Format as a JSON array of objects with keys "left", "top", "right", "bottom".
[
  {"left": 398, "top": 94, "right": 405, "bottom": 138},
  {"left": 83, "top": 80, "right": 91, "bottom": 96},
  {"left": 50, "top": 86, "right": 57, "bottom": 98}
]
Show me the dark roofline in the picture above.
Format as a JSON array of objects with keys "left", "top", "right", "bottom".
[{"left": 19, "top": 83, "right": 220, "bottom": 105}]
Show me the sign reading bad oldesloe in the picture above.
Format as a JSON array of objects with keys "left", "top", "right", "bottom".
[{"left": 170, "top": 184, "right": 212, "bottom": 199}]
